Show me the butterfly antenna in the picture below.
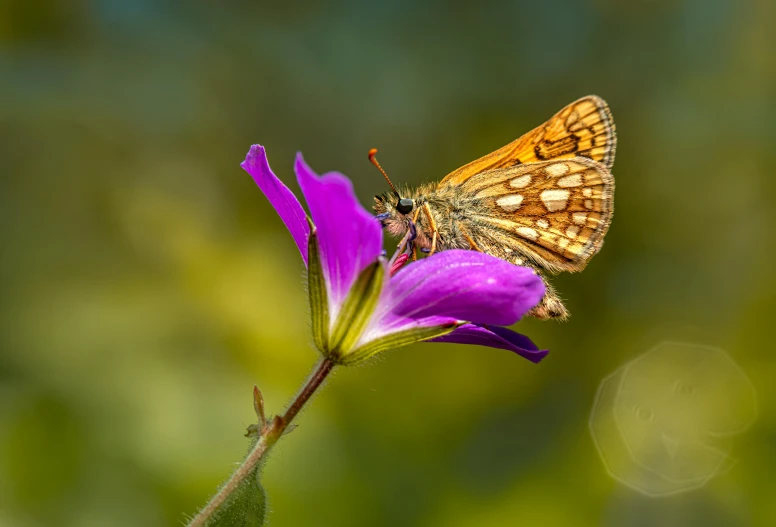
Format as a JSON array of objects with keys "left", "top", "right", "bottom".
[{"left": 368, "top": 148, "right": 400, "bottom": 198}]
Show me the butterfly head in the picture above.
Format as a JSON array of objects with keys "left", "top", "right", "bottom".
[
  {"left": 369, "top": 148, "right": 417, "bottom": 232},
  {"left": 374, "top": 190, "right": 416, "bottom": 238},
  {"left": 373, "top": 192, "right": 414, "bottom": 215}
]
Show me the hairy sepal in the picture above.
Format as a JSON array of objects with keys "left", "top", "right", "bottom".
[
  {"left": 342, "top": 322, "right": 461, "bottom": 365},
  {"left": 327, "top": 260, "right": 385, "bottom": 362},
  {"left": 306, "top": 222, "right": 329, "bottom": 353}
]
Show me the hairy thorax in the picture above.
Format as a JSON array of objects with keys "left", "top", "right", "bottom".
[{"left": 374, "top": 182, "right": 491, "bottom": 252}]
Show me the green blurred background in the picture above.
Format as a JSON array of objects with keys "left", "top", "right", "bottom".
[{"left": 2, "top": 0, "right": 775, "bottom": 525}]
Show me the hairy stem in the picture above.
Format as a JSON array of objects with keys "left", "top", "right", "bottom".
[
  {"left": 281, "top": 358, "right": 335, "bottom": 426},
  {"left": 188, "top": 358, "right": 335, "bottom": 527}
]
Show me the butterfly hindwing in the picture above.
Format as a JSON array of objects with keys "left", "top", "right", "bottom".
[
  {"left": 459, "top": 158, "right": 614, "bottom": 273},
  {"left": 440, "top": 95, "right": 616, "bottom": 187}
]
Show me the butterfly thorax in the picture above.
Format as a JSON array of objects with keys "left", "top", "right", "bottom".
[{"left": 374, "top": 183, "right": 490, "bottom": 252}]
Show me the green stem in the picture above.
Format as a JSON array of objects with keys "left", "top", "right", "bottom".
[{"left": 188, "top": 358, "right": 336, "bottom": 527}]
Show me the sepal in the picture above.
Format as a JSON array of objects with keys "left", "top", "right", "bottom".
[
  {"left": 326, "top": 260, "right": 385, "bottom": 363},
  {"left": 306, "top": 219, "right": 329, "bottom": 353},
  {"left": 342, "top": 322, "right": 461, "bottom": 365}
]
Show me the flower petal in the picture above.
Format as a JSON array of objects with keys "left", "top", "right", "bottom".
[
  {"left": 430, "top": 323, "right": 549, "bottom": 363},
  {"left": 377, "top": 250, "right": 545, "bottom": 329},
  {"left": 241, "top": 145, "right": 309, "bottom": 264},
  {"left": 295, "top": 153, "right": 383, "bottom": 311}
]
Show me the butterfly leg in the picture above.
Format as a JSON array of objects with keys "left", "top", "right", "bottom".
[
  {"left": 457, "top": 223, "right": 482, "bottom": 252},
  {"left": 393, "top": 215, "right": 418, "bottom": 260},
  {"left": 411, "top": 208, "right": 422, "bottom": 260},
  {"left": 421, "top": 203, "right": 439, "bottom": 256}
]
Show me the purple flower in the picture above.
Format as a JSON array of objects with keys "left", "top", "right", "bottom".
[{"left": 241, "top": 145, "right": 548, "bottom": 365}]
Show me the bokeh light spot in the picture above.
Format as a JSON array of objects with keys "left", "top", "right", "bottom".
[{"left": 589, "top": 341, "right": 756, "bottom": 496}]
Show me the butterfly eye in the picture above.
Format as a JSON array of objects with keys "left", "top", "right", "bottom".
[{"left": 396, "top": 198, "right": 414, "bottom": 215}]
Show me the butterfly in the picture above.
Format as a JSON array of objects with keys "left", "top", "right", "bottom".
[{"left": 372, "top": 95, "right": 615, "bottom": 320}]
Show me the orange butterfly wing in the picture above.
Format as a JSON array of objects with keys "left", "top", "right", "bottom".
[{"left": 439, "top": 95, "right": 616, "bottom": 187}]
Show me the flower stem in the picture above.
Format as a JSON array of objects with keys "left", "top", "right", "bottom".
[
  {"left": 282, "top": 358, "right": 335, "bottom": 426},
  {"left": 188, "top": 358, "right": 335, "bottom": 527}
]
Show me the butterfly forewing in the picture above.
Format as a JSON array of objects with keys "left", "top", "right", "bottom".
[
  {"left": 440, "top": 95, "right": 616, "bottom": 187},
  {"left": 462, "top": 158, "right": 614, "bottom": 273}
]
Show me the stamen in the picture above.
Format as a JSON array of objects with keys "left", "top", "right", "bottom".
[
  {"left": 375, "top": 212, "right": 391, "bottom": 221},
  {"left": 389, "top": 253, "right": 410, "bottom": 276},
  {"left": 420, "top": 247, "right": 430, "bottom": 254}
]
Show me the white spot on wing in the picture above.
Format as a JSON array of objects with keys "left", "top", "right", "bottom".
[
  {"left": 496, "top": 194, "right": 523, "bottom": 212},
  {"left": 583, "top": 188, "right": 593, "bottom": 197},
  {"left": 585, "top": 199, "right": 594, "bottom": 209},
  {"left": 557, "top": 174, "right": 583, "bottom": 187},
  {"left": 509, "top": 174, "right": 532, "bottom": 188},
  {"left": 536, "top": 219, "right": 550, "bottom": 229},
  {"left": 566, "top": 225, "right": 580, "bottom": 239},
  {"left": 516, "top": 226, "right": 539, "bottom": 241},
  {"left": 546, "top": 164, "right": 570, "bottom": 177},
  {"left": 540, "top": 189, "right": 571, "bottom": 212},
  {"left": 572, "top": 212, "right": 588, "bottom": 225}
]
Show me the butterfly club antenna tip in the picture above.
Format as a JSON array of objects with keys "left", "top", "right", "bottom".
[{"left": 368, "top": 148, "right": 400, "bottom": 199}]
